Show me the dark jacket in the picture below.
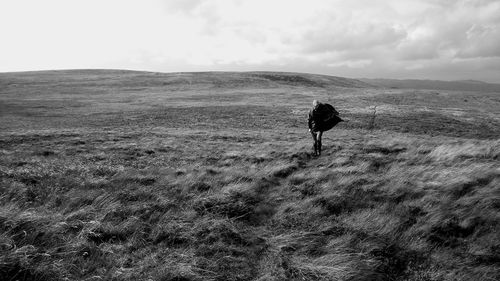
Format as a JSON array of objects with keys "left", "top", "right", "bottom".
[{"left": 308, "top": 103, "right": 342, "bottom": 132}]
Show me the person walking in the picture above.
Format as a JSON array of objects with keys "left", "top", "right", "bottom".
[{"left": 308, "top": 100, "right": 343, "bottom": 156}]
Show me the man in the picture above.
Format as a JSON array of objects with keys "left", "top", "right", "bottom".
[{"left": 308, "top": 100, "right": 342, "bottom": 156}]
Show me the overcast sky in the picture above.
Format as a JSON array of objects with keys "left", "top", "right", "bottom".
[{"left": 1, "top": 0, "right": 499, "bottom": 82}]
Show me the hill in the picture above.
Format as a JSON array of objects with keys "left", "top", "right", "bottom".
[
  {"left": 1, "top": 70, "right": 499, "bottom": 281},
  {"left": 360, "top": 78, "right": 500, "bottom": 92},
  {"left": 0, "top": 69, "right": 372, "bottom": 89}
]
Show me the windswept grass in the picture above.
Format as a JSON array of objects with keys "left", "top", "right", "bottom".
[
  {"left": 1, "top": 128, "right": 498, "bottom": 281},
  {"left": 1, "top": 70, "right": 499, "bottom": 280}
]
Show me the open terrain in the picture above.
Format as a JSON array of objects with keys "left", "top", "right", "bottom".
[
  {"left": 1, "top": 70, "right": 499, "bottom": 281},
  {"left": 360, "top": 78, "right": 500, "bottom": 93}
]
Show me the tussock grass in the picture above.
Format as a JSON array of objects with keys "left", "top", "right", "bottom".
[
  {"left": 429, "top": 140, "right": 500, "bottom": 161},
  {"left": 3, "top": 129, "right": 498, "bottom": 280},
  {"left": 1, "top": 70, "right": 499, "bottom": 280}
]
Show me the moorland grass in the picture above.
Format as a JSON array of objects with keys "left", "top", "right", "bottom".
[
  {"left": 1, "top": 70, "right": 499, "bottom": 280},
  {"left": 1, "top": 128, "right": 499, "bottom": 281}
]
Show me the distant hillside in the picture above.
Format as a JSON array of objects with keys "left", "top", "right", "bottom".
[
  {"left": 360, "top": 78, "right": 500, "bottom": 92},
  {"left": 0, "top": 69, "right": 372, "bottom": 89},
  {"left": 246, "top": 71, "right": 372, "bottom": 88}
]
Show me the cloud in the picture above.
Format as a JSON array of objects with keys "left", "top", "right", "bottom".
[
  {"left": 299, "top": 22, "right": 407, "bottom": 54},
  {"left": 397, "top": 0, "right": 500, "bottom": 60},
  {"left": 163, "top": 0, "right": 204, "bottom": 14},
  {"left": 457, "top": 24, "right": 500, "bottom": 58}
]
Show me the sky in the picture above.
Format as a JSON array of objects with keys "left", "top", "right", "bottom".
[{"left": 1, "top": 0, "right": 500, "bottom": 82}]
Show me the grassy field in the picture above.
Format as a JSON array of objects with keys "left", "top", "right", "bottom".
[{"left": 1, "top": 70, "right": 499, "bottom": 281}]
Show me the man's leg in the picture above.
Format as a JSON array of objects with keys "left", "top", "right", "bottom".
[
  {"left": 310, "top": 130, "right": 318, "bottom": 155},
  {"left": 317, "top": 131, "right": 323, "bottom": 155}
]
